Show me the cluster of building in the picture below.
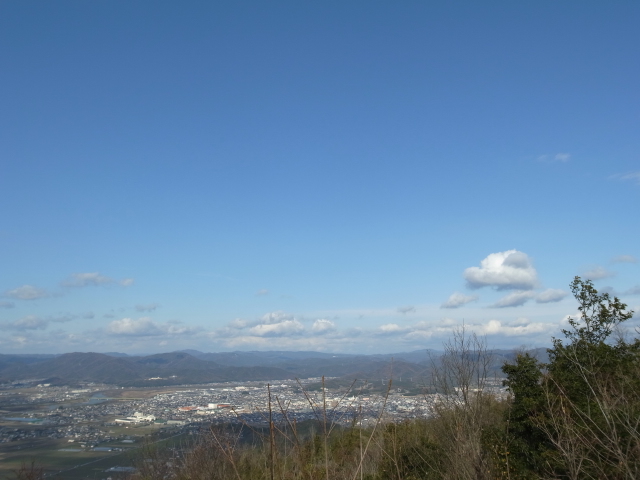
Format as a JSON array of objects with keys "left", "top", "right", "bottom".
[{"left": 1, "top": 378, "right": 507, "bottom": 447}]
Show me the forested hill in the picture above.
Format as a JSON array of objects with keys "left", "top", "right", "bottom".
[
  {"left": 0, "top": 351, "right": 293, "bottom": 386},
  {"left": 0, "top": 347, "right": 529, "bottom": 387}
]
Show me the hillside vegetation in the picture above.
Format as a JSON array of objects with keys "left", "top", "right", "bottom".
[{"left": 127, "top": 277, "right": 639, "bottom": 480}]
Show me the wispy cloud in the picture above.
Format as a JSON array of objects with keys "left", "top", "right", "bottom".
[
  {"left": 62, "top": 272, "right": 114, "bottom": 287},
  {"left": 0, "top": 315, "right": 49, "bottom": 331},
  {"left": 135, "top": 303, "right": 160, "bottom": 312},
  {"left": 397, "top": 306, "right": 416, "bottom": 314},
  {"left": 536, "top": 289, "right": 568, "bottom": 304},
  {"left": 60, "top": 272, "right": 134, "bottom": 288},
  {"left": 0, "top": 301, "right": 15, "bottom": 309},
  {"left": 581, "top": 266, "right": 615, "bottom": 280},
  {"left": 611, "top": 171, "right": 640, "bottom": 185},
  {"left": 490, "top": 290, "right": 535, "bottom": 308},
  {"left": 625, "top": 286, "right": 640, "bottom": 296},
  {"left": 5, "top": 285, "right": 49, "bottom": 300},
  {"left": 611, "top": 255, "right": 637, "bottom": 264},
  {"left": 441, "top": 292, "right": 478, "bottom": 309},
  {"left": 537, "top": 153, "right": 570, "bottom": 162},
  {"left": 107, "top": 317, "right": 198, "bottom": 337},
  {"left": 256, "top": 289, "right": 269, "bottom": 296},
  {"left": 0, "top": 314, "right": 74, "bottom": 331}
]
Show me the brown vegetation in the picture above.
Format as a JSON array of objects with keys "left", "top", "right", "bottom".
[{"left": 124, "top": 277, "right": 638, "bottom": 480}]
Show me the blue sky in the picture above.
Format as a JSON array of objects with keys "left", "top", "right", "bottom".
[{"left": 1, "top": 1, "right": 638, "bottom": 354}]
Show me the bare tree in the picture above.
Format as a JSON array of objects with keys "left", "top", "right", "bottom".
[{"left": 429, "top": 325, "right": 498, "bottom": 480}]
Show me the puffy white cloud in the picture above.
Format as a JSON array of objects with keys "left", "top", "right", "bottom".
[
  {"left": 261, "top": 311, "right": 296, "bottom": 324},
  {"left": 476, "top": 318, "right": 553, "bottom": 336},
  {"left": 536, "top": 289, "right": 568, "bottom": 304},
  {"left": 107, "top": 317, "right": 162, "bottom": 336},
  {"left": 135, "top": 303, "right": 160, "bottom": 312},
  {"left": 611, "top": 255, "right": 637, "bottom": 264},
  {"left": 397, "top": 306, "right": 416, "bottom": 314},
  {"left": 582, "top": 266, "right": 615, "bottom": 280},
  {"left": 441, "top": 292, "right": 478, "bottom": 309},
  {"left": 248, "top": 320, "right": 304, "bottom": 337},
  {"left": 311, "top": 319, "right": 336, "bottom": 333},
  {"left": 491, "top": 290, "right": 535, "bottom": 308},
  {"left": 0, "top": 301, "right": 14, "bottom": 308},
  {"left": 464, "top": 250, "right": 538, "bottom": 290},
  {"left": 216, "top": 311, "right": 343, "bottom": 344},
  {"left": 5, "top": 285, "right": 49, "bottom": 300}
]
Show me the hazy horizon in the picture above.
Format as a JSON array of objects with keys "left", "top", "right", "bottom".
[{"left": 1, "top": 2, "right": 638, "bottom": 355}]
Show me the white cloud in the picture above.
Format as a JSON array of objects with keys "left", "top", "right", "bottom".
[
  {"left": 261, "top": 311, "right": 296, "bottom": 324},
  {"left": 248, "top": 319, "right": 304, "bottom": 337},
  {"left": 5, "top": 285, "right": 49, "bottom": 300},
  {"left": 464, "top": 250, "right": 537, "bottom": 290},
  {"left": 135, "top": 303, "right": 160, "bottom": 312},
  {"left": 120, "top": 278, "right": 135, "bottom": 287},
  {"left": 107, "top": 317, "right": 162, "bottom": 336},
  {"left": 441, "top": 292, "right": 478, "bottom": 309},
  {"left": 475, "top": 318, "right": 553, "bottom": 336},
  {"left": 256, "top": 289, "right": 269, "bottom": 296},
  {"left": 611, "top": 255, "right": 637, "bottom": 264},
  {"left": 0, "top": 301, "right": 14, "bottom": 308},
  {"left": 490, "top": 290, "right": 535, "bottom": 308},
  {"left": 106, "top": 317, "right": 199, "bottom": 337},
  {"left": 379, "top": 323, "right": 405, "bottom": 332},
  {"left": 311, "top": 319, "right": 336, "bottom": 333},
  {"left": 215, "top": 311, "right": 340, "bottom": 344},
  {"left": 536, "top": 289, "right": 568, "bottom": 304},
  {"left": 555, "top": 153, "right": 570, "bottom": 161},
  {"left": 397, "top": 306, "right": 416, "bottom": 314},
  {"left": 582, "top": 266, "right": 615, "bottom": 280}
]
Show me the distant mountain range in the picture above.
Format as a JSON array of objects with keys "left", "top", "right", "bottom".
[
  {"left": 0, "top": 348, "right": 548, "bottom": 387},
  {"left": 0, "top": 352, "right": 292, "bottom": 387}
]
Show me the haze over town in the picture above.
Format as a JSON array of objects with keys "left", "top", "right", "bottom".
[{"left": 1, "top": 2, "right": 639, "bottom": 355}]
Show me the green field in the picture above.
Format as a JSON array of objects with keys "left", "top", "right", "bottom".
[{"left": 0, "top": 427, "right": 191, "bottom": 479}]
